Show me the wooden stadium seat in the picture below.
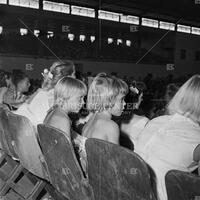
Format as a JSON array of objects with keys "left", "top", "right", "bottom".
[
  {"left": 85, "top": 138, "right": 156, "bottom": 200},
  {"left": 0, "top": 109, "right": 18, "bottom": 158},
  {"left": 165, "top": 169, "right": 200, "bottom": 200},
  {"left": 0, "top": 108, "right": 66, "bottom": 200},
  {"left": 0, "top": 108, "right": 24, "bottom": 196},
  {"left": 37, "top": 124, "right": 94, "bottom": 200},
  {"left": 1, "top": 108, "right": 47, "bottom": 178}
]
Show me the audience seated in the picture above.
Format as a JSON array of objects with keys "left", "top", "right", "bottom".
[
  {"left": 15, "top": 60, "right": 75, "bottom": 126},
  {"left": 82, "top": 73, "right": 128, "bottom": 145},
  {"left": 134, "top": 74, "right": 200, "bottom": 200},
  {"left": 1, "top": 61, "right": 199, "bottom": 200}
]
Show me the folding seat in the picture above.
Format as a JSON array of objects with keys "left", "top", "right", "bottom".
[
  {"left": 0, "top": 108, "right": 66, "bottom": 200},
  {"left": 4, "top": 109, "right": 47, "bottom": 179},
  {"left": 165, "top": 169, "right": 200, "bottom": 200},
  {"left": 37, "top": 124, "right": 94, "bottom": 200},
  {"left": 0, "top": 108, "right": 24, "bottom": 196},
  {"left": 85, "top": 138, "right": 156, "bottom": 200}
]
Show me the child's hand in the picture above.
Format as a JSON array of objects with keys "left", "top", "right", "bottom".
[{"left": 16, "top": 94, "right": 27, "bottom": 103}]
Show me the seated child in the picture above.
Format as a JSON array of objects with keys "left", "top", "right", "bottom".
[
  {"left": 44, "top": 76, "right": 86, "bottom": 139},
  {"left": 82, "top": 73, "right": 128, "bottom": 145},
  {"left": 43, "top": 76, "right": 87, "bottom": 174}
]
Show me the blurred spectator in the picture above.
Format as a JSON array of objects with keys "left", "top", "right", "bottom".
[
  {"left": 121, "top": 81, "right": 149, "bottom": 146},
  {"left": 3, "top": 70, "right": 30, "bottom": 109},
  {"left": 151, "top": 83, "right": 180, "bottom": 118}
]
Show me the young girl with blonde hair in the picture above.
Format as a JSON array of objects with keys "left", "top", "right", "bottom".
[
  {"left": 82, "top": 73, "right": 128, "bottom": 144},
  {"left": 44, "top": 76, "right": 87, "bottom": 137},
  {"left": 44, "top": 76, "right": 88, "bottom": 175}
]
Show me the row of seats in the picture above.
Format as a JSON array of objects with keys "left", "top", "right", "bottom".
[
  {"left": 0, "top": 107, "right": 197, "bottom": 200},
  {"left": 0, "top": 108, "right": 67, "bottom": 200}
]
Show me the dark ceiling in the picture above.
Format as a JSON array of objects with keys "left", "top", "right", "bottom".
[{"left": 59, "top": 0, "right": 200, "bottom": 25}]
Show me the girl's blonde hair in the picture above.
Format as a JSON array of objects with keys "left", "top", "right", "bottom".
[
  {"left": 87, "top": 73, "right": 128, "bottom": 112},
  {"left": 54, "top": 76, "right": 87, "bottom": 106},
  {"left": 167, "top": 74, "right": 200, "bottom": 123}
]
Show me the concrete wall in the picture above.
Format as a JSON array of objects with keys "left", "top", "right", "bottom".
[
  {"left": 174, "top": 32, "right": 200, "bottom": 76},
  {"left": 0, "top": 55, "right": 174, "bottom": 79},
  {"left": 0, "top": 53, "right": 199, "bottom": 79}
]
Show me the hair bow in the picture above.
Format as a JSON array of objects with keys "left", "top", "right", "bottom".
[
  {"left": 130, "top": 86, "right": 139, "bottom": 94},
  {"left": 41, "top": 68, "right": 53, "bottom": 79}
]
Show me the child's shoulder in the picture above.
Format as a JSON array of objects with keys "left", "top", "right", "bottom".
[
  {"left": 97, "top": 119, "right": 119, "bottom": 144},
  {"left": 44, "top": 107, "right": 71, "bottom": 134},
  {"left": 97, "top": 118, "right": 119, "bottom": 132},
  {"left": 46, "top": 106, "right": 70, "bottom": 123}
]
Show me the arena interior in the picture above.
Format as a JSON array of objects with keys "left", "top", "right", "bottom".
[{"left": 0, "top": 0, "right": 200, "bottom": 199}]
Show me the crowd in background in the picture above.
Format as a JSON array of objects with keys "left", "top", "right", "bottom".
[
  {"left": 0, "top": 67, "right": 189, "bottom": 117},
  {"left": 0, "top": 61, "right": 199, "bottom": 200}
]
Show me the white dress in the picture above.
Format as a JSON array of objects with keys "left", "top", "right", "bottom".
[
  {"left": 135, "top": 113, "right": 200, "bottom": 200},
  {"left": 14, "top": 89, "right": 54, "bottom": 127},
  {"left": 121, "top": 115, "right": 149, "bottom": 145}
]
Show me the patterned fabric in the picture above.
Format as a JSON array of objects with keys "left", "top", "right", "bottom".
[
  {"left": 3, "top": 86, "right": 15, "bottom": 104},
  {"left": 3, "top": 86, "right": 27, "bottom": 109},
  {"left": 72, "top": 132, "right": 88, "bottom": 177}
]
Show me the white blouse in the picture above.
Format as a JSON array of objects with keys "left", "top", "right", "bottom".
[
  {"left": 135, "top": 113, "right": 200, "bottom": 200},
  {"left": 121, "top": 115, "right": 149, "bottom": 144},
  {"left": 14, "top": 89, "right": 54, "bottom": 126}
]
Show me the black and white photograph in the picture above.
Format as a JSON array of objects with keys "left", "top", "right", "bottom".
[{"left": 0, "top": 0, "right": 200, "bottom": 199}]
